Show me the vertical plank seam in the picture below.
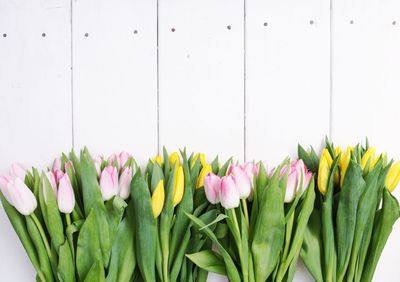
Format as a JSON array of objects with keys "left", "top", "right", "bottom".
[
  {"left": 329, "top": 0, "right": 333, "bottom": 140},
  {"left": 243, "top": 0, "right": 247, "bottom": 162},
  {"left": 156, "top": 0, "right": 160, "bottom": 155},
  {"left": 70, "top": 0, "right": 75, "bottom": 149}
]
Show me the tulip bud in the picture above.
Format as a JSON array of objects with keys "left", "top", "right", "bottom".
[
  {"left": 173, "top": 166, "right": 184, "bottom": 207},
  {"left": 169, "top": 152, "right": 180, "bottom": 166},
  {"left": 220, "top": 175, "right": 240, "bottom": 209},
  {"left": 361, "top": 147, "right": 376, "bottom": 171},
  {"left": 54, "top": 169, "right": 64, "bottom": 184},
  {"left": 197, "top": 164, "right": 212, "bottom": 188},
  {"left": 9, "top": 163, "right": 27, "bottom": 180},
  {"left": 151, "top": 180, "right": 164, "bottom": 218},
  {"left": 386, "top": 161, "right": 400, "bottom": 192},
  {"left": 191, "top": 153, "right": 206, "bottom": 168},
  {"left": 339, "top": 147, "right": 352, "bottom": 187},
  {"left": 119, "top": 167, "right": 133, "bottom": 200},
  {"left": 285, "top": 165, "right": 298, "bottom": 203},
  {"left": 7, "top": 178, "right": 37, "bottom": 215},
  {"left": 52, "top": 158, "right": 62, "bottom": 172},
  {"left": 242, "top": 162, "right": 259, "bottom": 188},
  {"left": 152, "top": 155, "right": 163, "bottom": 167},
  {"left": 119, "top": 151, "right": 130, "bottom": 168},
  {"left": 204, "top": 173, "right": 221, "bottom": 204},
  {"left": 94, "top": 155, "right": 103, "bottom": 177},
  {"left": 229, "top": 165, "right": 252, "bottom": 199},
  {"left": 44, "top": 171, "right": 57, "bottom": 197},
  {"left": 57, "top": 174, "right": 75, "bottom": 213},
  {"left": 318, "top": 149, "right": 332, "bottom": 195},
  {"left": 0, "top": 175, "right": 14, "bottom": 205},
  {"left": 100, "top": 166, "right": 119, "bottom": 201}
]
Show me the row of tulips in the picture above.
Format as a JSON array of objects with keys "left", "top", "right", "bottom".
[{"left": 0, "top": 140, "right": 399, "bottom": 282}]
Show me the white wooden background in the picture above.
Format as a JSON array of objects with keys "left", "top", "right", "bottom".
[{"left": 0, "top": 0, "right": 399, "bottom": 281}]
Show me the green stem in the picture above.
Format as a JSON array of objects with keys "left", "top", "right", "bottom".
[
  {"left": 229, "top": 209, "right": 248, "bottom": 282},
  {"left": 65, "top": 213, "right": 72, "bottom": 226},
  {"left": 241, "top": 199, "right": 250, "bottom": 229},
  {"left": 30, "top": 213, "right": 52, "bottom": 259}
]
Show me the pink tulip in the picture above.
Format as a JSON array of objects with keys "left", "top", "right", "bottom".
[
  {"left": 220, "top": 175, "right": 240, "bottom": 209},
  {"left": 119, "top": 151, "right": 130, "bottom": 168},
  {"left": 57, "top": 174, "right": 75, "bottom": 213},
  {"left": 0, "top": 175, "right": 14, "bottom": 205},
  {"left": 229, "top": 165, "right": 252, "bottom": 199},
  {"left": 241, "top": 162, "right": 259, "bottom": 187},
  {"left": 94, "top": 155, "right": 103, "bottom": 177},
  {"left": 100, "top": 166, "right": 119, "bottom": 201},
  {"left": 9, "top": 163, "right": 27, "bottom": 180},
  {"left": 52, "top": 158, "right": 62, "bottom": 172},
  {"left": 6, "top": 178, "right": 37, "bottom": 215},
  {"left": 54, "top": 169, "right": 65, "bottom": 184},
  {"left": 119, "top": 167, "right": 133, "bottom": 200},
  {"left": 44, "top": 171, "right": 57, "bottom": 197},
  {"left": 204, "top": 173, "right": 222, "bottom": 204},
  {"left": 282, "top": 160, "right": 313, "bottom": 203}
]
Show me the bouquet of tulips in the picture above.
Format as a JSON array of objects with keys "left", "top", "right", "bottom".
[
  {"left": 299, "top": 140, "right": 400, "bottom": 282},
  {"left": 186, "top": 157, "right": 316, "bottom": 282}
]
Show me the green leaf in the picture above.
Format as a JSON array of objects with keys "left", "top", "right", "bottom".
[
  {"left": 105, "top": 196, "right": 127, "bottom": 247},
  {"left": 84, "top": 260, "right": 105, "bottom": 282},
  {"left": 76, "top": 209, "right": 103, "bottom": 281},
  {"left": 217, "top": 158, "right": 232, "bottom": 177},
  {"left": 199, "top": 214, "right": 227, "bottom": 230},
  {"left": 58, "top": 240, "right": 75, "bottom": 282},
  {"left": 186, "top": 250, "right": 227, "bottom": 276}
]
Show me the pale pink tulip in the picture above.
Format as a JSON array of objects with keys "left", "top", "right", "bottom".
[
  {"left": 229, "top": 165, "right": 252, "bottom": 199},
  {"left": 204, "top": 173, "right": 221, "bottom": 204},
  {"left": 44, "top": 171, "right": 57, "bottom": 197},
  {"left": 7, "top": 178, "right": 37, "bottom": 215},
  {"left": 100, "top": 166, "right": 119, "bottom": 201},
  {"left": 54, "top": 169, "right": 65, "bottom": 184},
  {"left": 94, "top": 155, "right": 103, "bottom": 177},
  {"left": 220, "top": 175, "right": 240, "bottom": 209},
  {"left": 0, "top": 175, "right": 14, "bottom": 205},
  {"left": 119, "top": 167, "right": 133, "bottom": 200},
  {"left": 52, "top": 158, "right": 62, "bottom": 172},
  {"left": 119, "top": 151, "right": 130, "bottom": 168},
  {"left": 9, "top": 163, "right": 27, "bottom": 180},
  {"left": 242, "top": 162, "right": 259, "bottom": 187},
  {"left": 57, "top": 174, "right": 75, "bottom": 213},
  {"left": 282, "top": 160, "right": 313, "bottom": 203}
]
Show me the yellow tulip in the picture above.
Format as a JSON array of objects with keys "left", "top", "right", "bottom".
[
  {"left": 335, "top": 146, "right": 342, "bottom": 157},
  {"left": 173, "top": 166, "right": 184, "bottom": 207},
  {"left": 318, "top": 149, "right": 332, "bottom": 195},
  {"left": 361, "top": 147, "right": 376, "bottom": 171},
  {"left": 339, "top": 147, "right": 352, "bottom": 187},
  {"left": 152, "top": 155, "right": 163, "bottom": 167},
  {"left": 385, "top": 161, "right": 400, "bottom": 192},
  {"left": 191, "top": 153, "right": 206, "bottom": 168},
  {"left": 151, "top": 180, "right": 165, "bottom": 218},
  {"left": 169, "top": 152, "right": 180, "bottom": 166},
  {"left": 196, "top": 164, "right": 212, "bottom": 188}
]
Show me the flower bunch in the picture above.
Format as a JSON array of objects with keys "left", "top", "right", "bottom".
[
  {"left": 299, "top": 140, "right": 400, "bottom": 282},
  {"left": 186, "top": 158, "right": 315, "bottom": 282}
]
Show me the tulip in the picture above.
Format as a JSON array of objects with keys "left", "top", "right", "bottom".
[
  {"left": 229, "top": 165, "right": 252, "bottom": 199},
  {"left": 151, "top": 180, "right": 164, "bottom": 218},
  {"left": 9, "top": 163, "right": 27, "bottom": 180},
  {"left": 361, "top": 147, "right": 376, "bottom": 171},
  {"left": 44, "top": 171, "right": 57, "bottom": 197},
  {"left": 386, "top": 161, "right": 400, "bottom": 192},
  {"left": 242, "top": 162, "right": 259, "bottom": 188},
  {"left": 197, "top": 164, "right": 212, "bottom": 188},
  {"left": 94, "top": 155, "right": 103, "bottom": 177},
  {"left": 54, "top": 169, "right": 64, "bottom": 184},
  {"left": 169, "top": 152, "right": 180, "bottom": 166},
  {"left": 204, "top": 173, "right": 221, "bottom": 204},
  {"left": 280, "top": 160, "right": 312, "bottom": 203},
  {"left": 100, "top": 166, "right": 119, "bottom": 201},
  {"left": 173, "top": 166, "right": 184, "bottom": 207},
  {"left": 108, "top": 153, "right": 118, "bottom": 167},
  {"left": 152, "top": 155, "right": 163, "bottom": 167},
  {"left": 7, "top": 178, "right": 37, "bottom": 215},
  {"left": 52, "top": 158, "right": 62, "bottom": 172},
  {"left": 119, "top": 167, "right": 133, "bottom": 200},
  {"left": 318, "top": 149, "right": 333, "bottom": 195},
  {"left": 191, "top": 153, "right": 206, "bottom": 168},
  {"left": 57, "top": 174, "right": 75, "bottom": 213},
  {"left": 339, "top": 147, "right": 352, "bottom": 187},
  {"left": 220, "top": 175, "right": 240, "bottom": 209},
  {"left": 119, "top": 151, "right": 130, "bottom": 168},
  {"left": 0, "top": 175, "right": 14, "bottom": 205}
]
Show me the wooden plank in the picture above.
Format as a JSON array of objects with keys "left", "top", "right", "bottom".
[
  {"left": 246, "top": 0, "right": 330, "bottom": 166},
  {"left": 0, "top": 0, "right": 72, "bottom": 280},
  {"left": 158, "top": 0, "right": 245, "bottom": 163},
  {"left": 72, "top": 0, "right": 158, "bottom": 163},
  {"left": 331, "top": 0, "right": 400, "bottom": 280}
]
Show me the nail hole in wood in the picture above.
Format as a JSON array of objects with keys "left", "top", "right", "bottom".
[
  {"left": 133, "top": 30, "right": 138, "bottom": 34},
  {"left": 84, "top": 33, "right": 89, "bottom": 37},
  {"left": 227, "top": 25, "right": 231, "bottom": 30},
  {"left": 2, "top": 33, "right": 6, "bottom": 38},
  {"left": 171, "top": 28, "right": 175, "bottom": 32},
  {"left": 42, "top": 33, "right": 46, "bottom": 37},
  {"left": 310, "top": 20, "right": 314, "bottom": 25},
  {"left": 393, "top": 21, "right": 397, "bottom": 25},
  {"left": 263, "top": 22, "right": 268, "bottom": 27},
  {"left": 350, "top": 20, "right": 354, "bottom": 24}
]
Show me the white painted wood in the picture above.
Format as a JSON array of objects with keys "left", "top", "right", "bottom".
[
  {"left": 331, "top": 1, "right": 400, "bottom": 281},
  {"left": 246, "top": 0, "right": 331, "bottom": 166},
  {"left": 72, "top": 0, "right": 158, "bottom": 163},
  {"left": 158, "top": 0, "right": 245, "bottom": 163},
  {"left": 0, "top": 0, "right": 72, "bottom": 280}
]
